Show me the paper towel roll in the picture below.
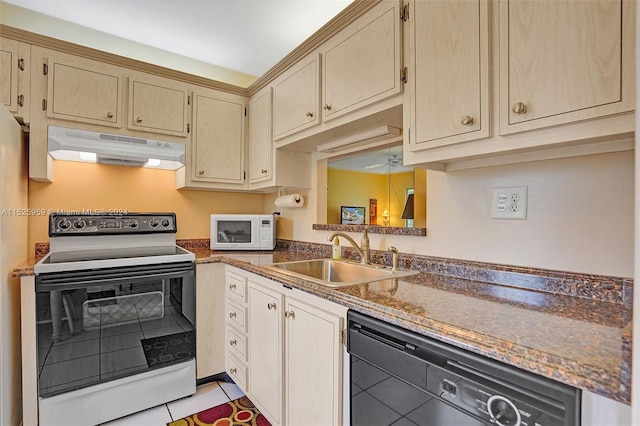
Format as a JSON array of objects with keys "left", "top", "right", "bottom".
[{"left": 275, "top": 193, "right": 305, "bottom": 208}]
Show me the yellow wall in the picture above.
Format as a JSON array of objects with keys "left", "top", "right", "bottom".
[
  {"left": 327, "top": 169, "right": 421, "bottom": 227},
  {"left": 27, "top": 161, "right": 265, "bottom": 254}
]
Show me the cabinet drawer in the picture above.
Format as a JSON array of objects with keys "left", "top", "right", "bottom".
[
  {"left": 227, "top": 326, "right": 247, "bottom": 362},
  {"left": 226, "top": 300, "right": 247, "bottom": 332},
  {"left": 226, "top": 354, "right": 247, "bottom": 391},
  {"left": 226, "top": 272, "right": 247, "bottom": 302}
]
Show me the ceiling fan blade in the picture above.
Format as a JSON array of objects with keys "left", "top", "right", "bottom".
[{"left": 364, "top": 162, "right": 387, "bottom": 169}]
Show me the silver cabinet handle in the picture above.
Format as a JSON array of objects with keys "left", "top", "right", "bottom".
[
  {"left": 198, "top": 170, "right": 205, "bottom": 175},
  {"left": 107, "top": 112, "right": 114, "bottom": 118},
  {"left": 229, "top": 312, "right": 237, "bottom": 319},
  {"left": 306, "top": 111, "right": 314, "bottom": 117},
  {"left": 285, "top": 311, "right": 295, "bottom": 319},
  {"left": 267, "top": 302, "right": 277, "bottom": 310},
  {"left": 229, "top": 283, "right": 237, "bottom": 290},
  {"left": 17, "top": 95, "right": 24, "bottom": 107},
  {"left": 512, "top": 102, "right": 527, "bottom": 114},
  {"left": 229, "top": 339, "right": 237, "bottom": 346},
  {"left": 323, "top": 104, "right": 332, "bottom": 111},
  {"left": 136, "top": 116, "right": 143, "bottom": 123},
  {"left": 461, "top": 115, "right": 474, "bottom": 125},
  {"left": 230, "top": 368, "right": 237, "bottom": 374},
  {"left": 261, "top": 169, "right": 268, "bottom": 174}
]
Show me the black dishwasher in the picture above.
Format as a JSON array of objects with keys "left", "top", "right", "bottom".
[{"left": 347, "top": 310, "right": 580, "bottom": 426}]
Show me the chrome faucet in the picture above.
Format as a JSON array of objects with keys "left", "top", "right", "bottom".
[
  {"left": 327, "top": 227, "right": 370, "bottom": 264},
  {"left": 388, "top": 246, "right": 399, "bottom": 271}
]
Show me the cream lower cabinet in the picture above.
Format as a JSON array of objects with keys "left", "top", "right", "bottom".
[
  {"left": 226, "top": 266, "right": 346, "bottom": 426},
  {"left": 196, "top": 263, "right": 226, "bottom": 379}
]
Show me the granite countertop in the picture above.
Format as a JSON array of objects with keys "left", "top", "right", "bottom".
[{"left": 16, "top": 241, "right": 632, "bottom": 404}]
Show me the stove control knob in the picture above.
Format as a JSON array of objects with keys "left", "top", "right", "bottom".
[
  {"left": 73, "top": 220, "right": 86, "bottom": 229},
  {"left": 161, "top": 219, "right": 170, "bottom": 228},
  {"left": 128, "top": 220, "right": 139, "bottom": 228},
  {"left": 487, "top": 395, "right": 521, "bottom": 426},
  {"left": 58, "top": 219, "right": 71, "bottom": 230},
  {"left": 149, "top": 219, "right": 160, "bottom": 228}
]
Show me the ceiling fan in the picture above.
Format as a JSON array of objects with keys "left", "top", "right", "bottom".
[{"left": 364, "top": 154, "right": 403, "bottom": 170}]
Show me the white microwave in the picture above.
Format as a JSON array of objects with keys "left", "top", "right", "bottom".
[{"left": 210, "top": 214, "right": 276, "bottom": 250}]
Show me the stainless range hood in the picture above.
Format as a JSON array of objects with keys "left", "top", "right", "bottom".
[{"left": 47, "top": 125, "right": 186, "bottom": 170}]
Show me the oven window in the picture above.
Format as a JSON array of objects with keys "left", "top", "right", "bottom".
[
  {"left": 35, "top": 273, "right": 195, "bottom": 398},
  {"left": 217, "top": 220, "right": 252, "bottom": 243}
]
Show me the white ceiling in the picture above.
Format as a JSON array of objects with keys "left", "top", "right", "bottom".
[{"left": 2, "top": 0, "right": 354, "bottom": 77}]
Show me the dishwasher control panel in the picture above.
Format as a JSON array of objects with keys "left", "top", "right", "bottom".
[{"left": 427, "top": 364, "right": 563, "bottom": 426}]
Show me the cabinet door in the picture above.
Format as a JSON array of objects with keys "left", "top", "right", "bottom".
[
  {"left": 191, "top": 90, "right": 245, "bottom": 184},
  {"left": 407, "top": 0, "right": 489, "bottom": 150},
  {"left": 128, "top": 75, "right": 189, "bottom": 137},
  {"left": 0, "top": 38, "right": 29, "bottom": 117},
  {"left": 322, "top": 0, "right": 401, "bottom": 122},
  {"left": 500, "top": 0, "right": 635, "bottom": 134},
  {"left": 284, "top": 297, "right": 343, "bottom": 426},
  {"left": 195, "top": 263, "right": 225, "bottom": 379},
  {"left": 273, "top": 53, "right": 320, "bottom": 140},
  {"left": 248, "top": 87, "right": 272, "bottom": 184},
  {"left": 47, "top": 56, "right": 122, "bottom": 127},
  {"left": 248, "top": 283, "right": 283, "bottom": 425}
]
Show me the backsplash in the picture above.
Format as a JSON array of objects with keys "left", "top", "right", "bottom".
[{"left": 33, "top": 238, "right": 633, "bottom": 305}]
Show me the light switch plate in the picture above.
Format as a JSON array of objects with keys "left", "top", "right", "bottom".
[{"left": 491, "top": 186, "right": 527, "bottom": 220}]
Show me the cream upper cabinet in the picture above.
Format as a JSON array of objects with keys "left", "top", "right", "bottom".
[
  {"left": 248, "top": 281, "right": 284, "bottom": 426},
  {"left": 189, "top": 89, "right": 246, "bottom": 186},
  {"left": 46, "top": 56, "right": 123, "bottom": 127},
  {"left": 273, "top": 54, "right": 321, "bottom": 140},
  {"left": 248, "top": 87, "right": 273, "bottom": 184},
  {"left": 248, "top": 87, "right": 312, "bottom": 192},
  {"left": 406, "top": 0, "right": 489, "bottom": 150},
  {"left": 322, "top": 0, "right": 402, "bottom": 122},
  {"left": 0, "top": 37, "right": 30, "bottom": 123},
  {"left": 499, "top": 0, "right": 635, "bottom": 134},
  {"left": 128, "top": 74, "right": 189, "bottom": 137}
]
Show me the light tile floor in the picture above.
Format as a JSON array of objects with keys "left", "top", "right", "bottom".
[{"left": 101, "top": 381, "right": 244, "bottom": 425}]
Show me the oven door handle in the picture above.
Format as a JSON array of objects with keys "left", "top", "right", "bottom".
[{"left": 36, "top": 262, "right": 194, "bottom": 291}]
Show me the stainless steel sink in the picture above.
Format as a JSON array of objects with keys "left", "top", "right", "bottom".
[{"left": 264, "top": 258, "right": 418, "bottom": 287}]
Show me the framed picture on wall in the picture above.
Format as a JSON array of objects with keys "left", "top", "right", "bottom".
[{"left": 340, "top": 206, "right": 366, "bottom": 225}]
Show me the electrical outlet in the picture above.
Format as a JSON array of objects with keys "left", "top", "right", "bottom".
[{"left": 491, "top": 186, "right": 527, "bottom": 220}]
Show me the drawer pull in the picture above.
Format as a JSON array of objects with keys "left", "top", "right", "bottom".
[
  {"left": 267, "top": 302, "right": 277, "bottom": 310},
  {"left": 461, "top": 115, "right": 474, "bottom": 125},
  {"left": 198, "top": 170, "right": 205, "bottom": 175},
  {"left": 512, "top": 102, "right": 527, "bottom": 115},
  {"left": 261, "top": 169, "right": 268, "bottom": 174},
  {"left": 229, "top": 339, "right": 237, "bottom": 346},
  {"left": 323, "top": 104, "right": 332, "bottom": 111},
  {"left": 107, "top": 112, "right": 114, "bottom": 118},
  {"left": 229, "top": 312, "right": 237, "bottom": 319},
  {"left": 136, "top": 116, "right": 143, "bottom": 123},
  {"left": 306, "top": 111, "right": 314, "bottom": 117},
  {"left": 230, "top": 368, "right": 237, "bottom": 374},
  {"left": 229, "top": 283, "right": 237, "bottom": 290},
  {"left": 285, "top": 311, "right": 295, "bottom": 319}
]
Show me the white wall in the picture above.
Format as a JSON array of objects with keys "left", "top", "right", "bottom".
[{"left": 271, "top": 150, "right": 634, "bottom": 278}]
